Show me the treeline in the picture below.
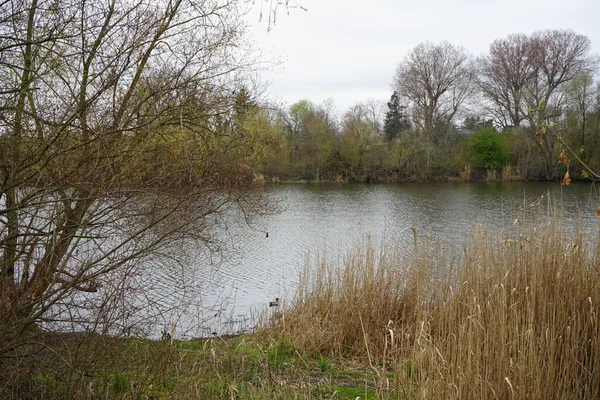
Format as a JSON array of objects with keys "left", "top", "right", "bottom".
[{"left": 243, "top": 29, "right": 600, "bottom": 183}]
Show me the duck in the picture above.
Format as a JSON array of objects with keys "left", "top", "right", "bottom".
[{"left": 269, "top": 298, "right": 280, "bottom": 307}]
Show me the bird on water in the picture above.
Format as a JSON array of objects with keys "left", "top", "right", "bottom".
[{"left": 269, "top": 298, "right": 280, "bottom": 307}]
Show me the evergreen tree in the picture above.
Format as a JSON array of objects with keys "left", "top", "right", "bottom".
[{"left": 383, "top": 91, "right": 410, "bottom": 141}]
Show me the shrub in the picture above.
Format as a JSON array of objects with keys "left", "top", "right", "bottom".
[{"left": 469, "top": 127, "right": 511, "bottom": 169}]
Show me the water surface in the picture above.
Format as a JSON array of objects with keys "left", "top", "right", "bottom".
[{"left": 150, "top": 182, "right": 599, "bottom": 337}]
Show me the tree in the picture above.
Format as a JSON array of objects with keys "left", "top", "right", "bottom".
[
  {"left": 565, "top": 72, "right": 596, "bottom": 161},
  {"left": 284, "top": 100, "right": 336, "bottom": 180},
  {"left": 478, "top": 30, "right": 595, "bottom": 178},
  {"left": 463, "top": 115, "right": 494, "bottom": 133},
  {"left": 479, "top": 30, "right": 594, "bottom": 131},
  {"left": 478, "top": 34, "right": 533, "bottom": 128},
  {"left": 338, "top": 102, "right": 383, "bottom": 178},
  {"left": 383, "top": 91, "right": 410, "bottom": 141},
  {"left": 526, "top": 30, "right": 594, "bottom": 178},
  {"left": 0, "top": 0, "right": 269, "bottom": 355},
  {"left": 394, "top": 42, "right": 475, "bottom": 143},
  {"left": 257, "top": 0, "right": 307, "bottom": 31}
]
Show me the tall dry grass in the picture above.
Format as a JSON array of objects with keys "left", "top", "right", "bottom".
[
  {"left": 501, "top": 165, "right": 522, "bottom": 181},
  {"left": 273, "top": 207, "right": 600, "bottom": 399}
]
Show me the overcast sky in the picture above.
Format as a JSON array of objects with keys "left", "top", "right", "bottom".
[{"left": 244, "top": 0, "right": 600, "bottom": 115}]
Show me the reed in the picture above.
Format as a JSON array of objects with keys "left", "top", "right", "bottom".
[
  {"left": 459, "top": 164, "right": 471, "bottom": 182},
  {"left": 274, "top": 210, "right": 600, "bottom": 399},
  {"left": 501, "top": 165, "right": 523, "bottom": 181}
]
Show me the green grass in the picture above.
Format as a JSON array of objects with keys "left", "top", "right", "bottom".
[
  {"left": 317, "top": 356, "right": 332, "bottom": 374},
  {"left": 0, "top": 331, "right": 384, "bottom": 399}
]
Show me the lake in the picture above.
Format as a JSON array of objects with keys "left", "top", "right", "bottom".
[{"left": 148, "top": 182, "right": 599, "bottom": 338}]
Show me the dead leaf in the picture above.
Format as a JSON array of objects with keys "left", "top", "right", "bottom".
[
  {"left": 596, "top": 207, "right": 600, "bottom": 217},
  {"left": 561, "top": 171, "right": 571, "bottom": 186},
  {"left": 557, "top": 150, "right": 568, "bottom": 165}
]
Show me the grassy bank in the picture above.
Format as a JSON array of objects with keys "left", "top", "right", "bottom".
[
  {"left": 2, "top": 209, "right": 599, "bottom": 399},
  {"left": 1, "top": 331, "right": 381, "bottom": 399}
]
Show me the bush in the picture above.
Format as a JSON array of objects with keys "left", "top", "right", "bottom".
[{"left": 469, "top": 127, "right": 511, "bottom": 169}]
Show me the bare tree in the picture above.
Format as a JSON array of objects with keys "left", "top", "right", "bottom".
[
  {"left": 525, "top": 30, "right": 593, "bottom": 122},
  {"left": 0, "top": 0, "right": 272, "bottom": 355},
  {"left": 478, "top": 34, "right": 532, "bottom": 128},
  {"left": 525, "top": 30, "right": 594, "bottom": 178},
  {"left": 479, "top": 30, "right": 594, "bottom": 129},
  {"left": 566, "top": 72, "right": 596, "bottom": 160},
  {"left": 257, "top": 0, "right": 307, "bottom": 31},
  {"left": 394, "top": 42, "right": 475, "bottom": 143},
  {"left": 477, "top": 30, "right": 595, "bottom": 178},
  {"left": 342, "top": 102, "right": 382, "bottom": 139}
]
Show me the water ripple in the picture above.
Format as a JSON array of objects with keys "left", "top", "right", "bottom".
[{"left": 147, "top": 182, "right": 598, "bottom": 336}]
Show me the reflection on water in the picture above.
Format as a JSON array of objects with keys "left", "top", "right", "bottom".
[{"left": 151, "top": 182, "right": 599, "bottom": 338}]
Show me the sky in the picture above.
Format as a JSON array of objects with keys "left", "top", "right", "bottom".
[{"left": 244, "top": 0, "right": 600, "bottom": 116}]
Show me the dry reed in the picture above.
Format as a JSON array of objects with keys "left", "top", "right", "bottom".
[
  {"left": 274, "top": 207, "right": 600, "bottom": 399},
  {"left": 501, "top": 165, "right": 523, "bottom": 181}
]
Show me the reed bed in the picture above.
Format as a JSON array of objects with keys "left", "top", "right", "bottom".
[{"left": 273, "top": 211, "right": 600, "bottom": 399}]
